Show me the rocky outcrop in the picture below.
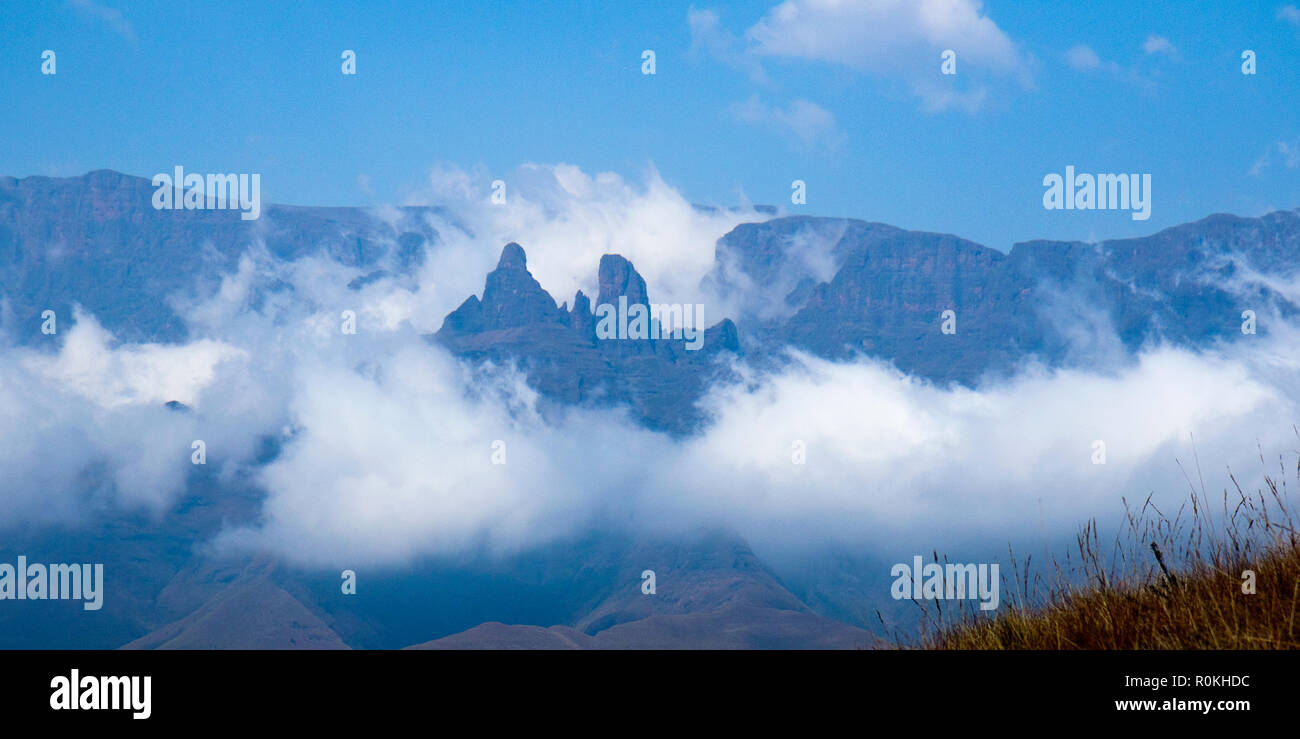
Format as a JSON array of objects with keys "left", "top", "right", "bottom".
[{"left": 434, "top": 243, "right": 740, "bottom": 435}]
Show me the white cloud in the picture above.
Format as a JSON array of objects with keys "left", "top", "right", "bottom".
[
  {"left": 910, "top": 81, "right": 990, "bottom": 114},
  {"left": 705, "top": 0, "right": 1031, "bottom": 113},
  {"left": 215, "top": 320, "right": 1298, "bottom": 567},
  {"left": 22, "top": 307, "right": 245, "bottom": 409},
  {"left": 0, "top": 312, "right": 253, "bottom": 522},
  {"left": 730, "top": 96, "right": 845, "bottom": 150},
  {"left": 1142, "top": 34, "right": 1177, "bottom": 57},
  {"left": 1280, "top": 4, "right": 1300, "bottom": 26},
  {"left": 1250, "top": 138, "right": 1300, "bottom": 175},
  {"left": 688, "top": 7, "right": 767, "bottom": 81},
  {"left": 216, "top": 347, "right": 670, "bottom": 565},
  {"left": 1066, "top": 44, "right": 1105, "bottom": 71},
  {"left": 400, "top": 163, "right": 763, "bottom": 315},
  {"left": 657, "top": 345, "right": 1280, "bottom": 552},
  {"left": 1064, "top": 42, "right": 1160, "bottom": 90},
  {"left": 746, "top": 0, "right": 1020, "bottom": 71},
  {"left": 1281, "top": 141, "right": 1300, "bottom": 168}
]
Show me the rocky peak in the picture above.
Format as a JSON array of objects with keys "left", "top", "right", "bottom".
[
  {"left": 596, "top": 254, "right": 649, "bottom": 308},
  {"left": 439, "top": 243, "right": 565, "bottom": 336},
  {"left": 497, "top": 241, "right": 528, "bottom": 271}
]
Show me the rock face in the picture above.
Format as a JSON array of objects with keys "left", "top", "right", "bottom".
[
  {"left": 774, "top": 228, "right": 1041, "bottom": 383},
  {"left": 708, "top": 211, "right": 1300, "bottom": 384},
  {"left": 439, "top": 244, "right": 569, "bottom": 336},
  {"left": 435, "top": 243, "right": 740, "bottom": 435},
  {"left": 0, "top": 170, "right": 439, "bottom": 344}
]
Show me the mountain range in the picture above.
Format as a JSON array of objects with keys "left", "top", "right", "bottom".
[{"left": 1, "top": 170, "right": 1297, "bottom": 648}]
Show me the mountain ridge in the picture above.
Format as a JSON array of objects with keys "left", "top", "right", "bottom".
[{"left": 4, "top": 171, "right": 1300, "bottom": 648}]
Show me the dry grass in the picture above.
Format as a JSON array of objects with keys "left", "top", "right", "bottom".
[{"left": 896, "top": 442, "right": 1300, "bottom": 650}]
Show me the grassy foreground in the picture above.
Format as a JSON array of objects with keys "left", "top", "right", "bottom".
[{"left": 904, "top": 448, "right": 1300, "bottom": 649}]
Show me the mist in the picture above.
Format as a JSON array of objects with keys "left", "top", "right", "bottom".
[{"left": 2, "top": 163, "right": 1296, "bottom": 578}]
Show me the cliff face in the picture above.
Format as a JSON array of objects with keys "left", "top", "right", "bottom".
[
  {"left": 0, "top": 170, "right": 439, "bottom": 344},
  {"left": 775, "top": 229, "right": 1036, "bottom": 383},
  {"left": 711, "top": 211, "right": 1300, "bottom": 384}
]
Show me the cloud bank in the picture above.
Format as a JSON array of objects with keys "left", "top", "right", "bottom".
[{"left": 2, "top": 163, "right": 1298, "bottom": 575}]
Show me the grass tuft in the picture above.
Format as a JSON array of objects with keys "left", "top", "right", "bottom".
[{"left": 898, "top": 439, "right": 1300, "bottom": 650}]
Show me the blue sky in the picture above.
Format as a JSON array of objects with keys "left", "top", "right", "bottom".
[{"left": 3, "top": 0, "right": 1298, "bottom": 250}]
